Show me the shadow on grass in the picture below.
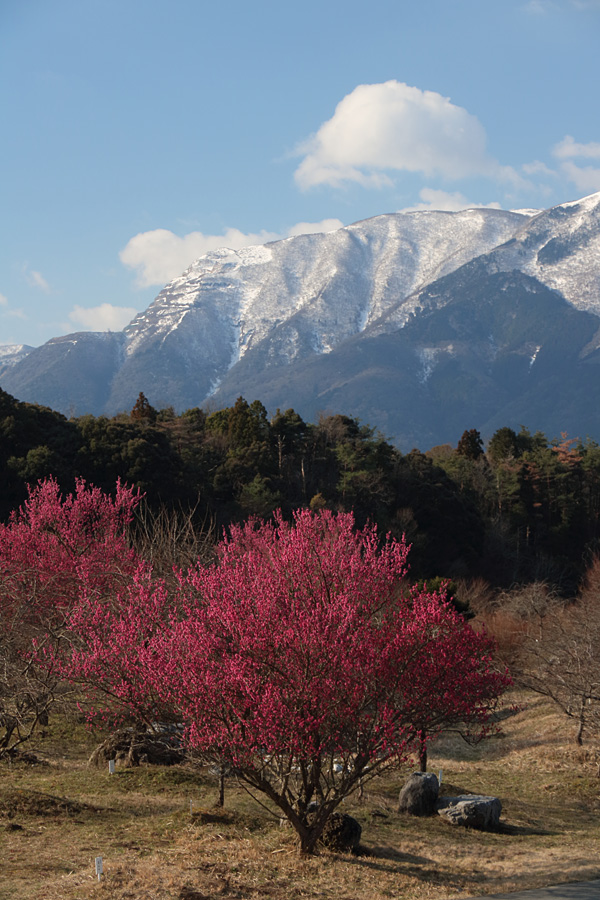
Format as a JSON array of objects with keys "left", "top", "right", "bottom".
[
  {"left": 0, "top": 787, "right": 90, "bottom": 818},
  {"left": 356, "top": 844, "right": 433, "bottom": 865},
  {"left": 342, "top": 844, "right": 467, "bottom": 888},
  {"left": 497, "top": 821, "right": 556, "bottom": 836}
]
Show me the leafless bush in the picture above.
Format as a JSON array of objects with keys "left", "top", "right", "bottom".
[
  {"left": 455, "top": 577, "right": 495, "bottom": 616},
  {"left": 0, "top": 615, "right": 72, "bottom": 759},
  {"left": 475, "top": 608, "right": 528, "bottom": 671},
  {"left": 130, "top": 501, "right": 216, "bottom": 579},
  {"left": 88, "top": 725, "right": 185, "bottom": 768},
  {"left": 498, "top": 573, "right": 600, "bottom": 745}
]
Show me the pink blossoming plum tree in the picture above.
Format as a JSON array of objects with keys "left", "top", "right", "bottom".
[
  {"left": 58, "top": 508, "right": 510, "bottom": 854},
  {"left": 0, "top": 477, "right": 141, "bottom": 757}
]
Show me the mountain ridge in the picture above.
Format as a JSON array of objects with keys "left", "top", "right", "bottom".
[{"left": 2, "top": 192, "right": 600, "bottom": 448}]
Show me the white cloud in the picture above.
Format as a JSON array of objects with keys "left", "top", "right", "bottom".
[
  {"left": 522, "top": 160, "right": 557, "bottom": 176},
  {"left": 26, "top": 269, "right": 50, "bottom": 291},
  {"left": 0, "top": 292, "right": 27, "bottom": 319},
  {"left": 120, "top": 227, "right": 281, "bottom": 288},
  {"left": 523, "top": 0, "right": 599, "bottom": 11},
  {"left": 293, "top": 81, "right": 515, "bottom": 190},
  {"left": 5, "top": 308, "right": 27, "bottom": 320},
  {"left": 400, "top": 188, "right": 502, "bottom": 213},
  {"left": 559, "top": 161, "right": 600, "bottom": 193},
  {"left": 286, "top": 218, "right": 344, "bottom": 237},
  {"left": 120, "top": 219, "right": 344, "bottom": 288},
  {"left": 523, "top": 0, "right": 557, "bottom": 13},
  {"left": 553, "top": 135, "right": 600, "bottom": 160},
  {"left": 552, "top": 136, "right": 600, "bottom": 193},
  {"left": 68, "top": 303, "right": 138, "bottom": 331}
]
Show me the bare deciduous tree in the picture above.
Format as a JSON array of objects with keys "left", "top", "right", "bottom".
[{"left": 504, "top": 574, "right": 600, "bottom": 745}]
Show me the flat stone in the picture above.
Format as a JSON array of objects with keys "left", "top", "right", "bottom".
[{"left": 437, "top": 794, "right": 502, "bottom": 830}]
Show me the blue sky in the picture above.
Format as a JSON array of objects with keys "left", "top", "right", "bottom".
[{"left": 2, "top": 0, "right": 600, "bottom": 348}]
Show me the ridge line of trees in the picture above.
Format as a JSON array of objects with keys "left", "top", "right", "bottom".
[{"left": 2, "top": 387, "right": 600, "bottom": 591}]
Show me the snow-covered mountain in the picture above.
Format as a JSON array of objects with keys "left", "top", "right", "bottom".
[
  {"left": 367, "top": 192, "right": 600, "bottom": 336},
  {"left": 3, "top": 192, "right": 600, "bottom": 448},
  {"left": 124, "top": 206, "right": 527, "bottom": 364},
  {"left": 0, "top": 344, "right": 34, "bottom": 378}
]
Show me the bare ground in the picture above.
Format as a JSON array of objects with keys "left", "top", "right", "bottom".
[{"left": 1, "top": 693, "right": 600, "bottom": 900}]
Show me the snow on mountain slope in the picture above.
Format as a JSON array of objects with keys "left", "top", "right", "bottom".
[
  {"left": 123, "top": 207, "right": 527, "bottom": 382},
  {"left": 0, "top": 344, "right": 34, "bottom": 377},
  {"left": 0, "top": 344, "right": 34, "bottom": 365},
  {"left": 3, "top": 192, "right": 600, "bottom": 424},
  {"left": 369, "top": 192, "right": 600, "bottom": 333},
  {"left": 490, "top": 191, "right": 600, "bottom": 314}
]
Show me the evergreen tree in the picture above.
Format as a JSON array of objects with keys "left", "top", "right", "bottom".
[
  {"left": 130, "top": 392, "right": 157, "bottom": 424},
  {"left": 457, "top": 428, "right": 484, "bottom": 460}
]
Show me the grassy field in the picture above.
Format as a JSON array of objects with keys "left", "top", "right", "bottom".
[{"left": 2, "top": 693, "right": 600, "bottom": 900}]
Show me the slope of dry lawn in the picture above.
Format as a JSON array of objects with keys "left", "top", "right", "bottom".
[{"left": 1, "top": 693, "right": 600, "bottom": 900}]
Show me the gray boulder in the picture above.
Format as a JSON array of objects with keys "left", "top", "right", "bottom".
[
  {"left": 320, "top": 813, "right": 362, "bottom": 852},
  {"left": 437, "top": 794, "right": 501, "bottom": 830},
  {"left": 398, "top": 772, "right": 440, "bottom": 816}
]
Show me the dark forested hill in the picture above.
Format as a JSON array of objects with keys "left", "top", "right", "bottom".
[{"left": 2, "top": 386, "right": 600, "bottom": 594}]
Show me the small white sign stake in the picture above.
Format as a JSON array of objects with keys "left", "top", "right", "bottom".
[
  {"left": 95, "top": 856, "right": 103, "bottom": 882},
  {"left": 108, "top": 760, "right": 115, "bottom": 775},
  {"left": 438, "top": 768, "right": 443, "bottom": 786}
]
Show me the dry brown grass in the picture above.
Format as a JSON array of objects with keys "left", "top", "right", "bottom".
[{"left": 2, "top": 693, "right": 600, "bottom": 900}]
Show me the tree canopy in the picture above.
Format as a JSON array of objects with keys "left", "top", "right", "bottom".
[
  {"left": 2, "top": 385, "right": 600, "bottom": 591},
  {"left": 55, "top": 507, "right": 510, "bottom": 853}
]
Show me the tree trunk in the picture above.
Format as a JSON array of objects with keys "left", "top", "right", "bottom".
[
  {"left": 576, "top": 698, "right": 586, "bottom": 746},
  {"left": 418, "top": 730, "right": 427, "bottom": 772},
  {"left": 217, "top": 762, "right": 226, "bottom": 807},
  {"left": 299, "top": 831, "right": 320, "bottom": 855}
]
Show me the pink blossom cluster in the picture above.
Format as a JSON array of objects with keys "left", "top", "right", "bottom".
[
  {"left": 0, "top": 477, "right": 140, "bottom": 633},
  {"left": 49, "top": 505, "right": 509, "bottom": 768},
  {"left": 1, "top": 482, "right": 511, "bottom": 849}
]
